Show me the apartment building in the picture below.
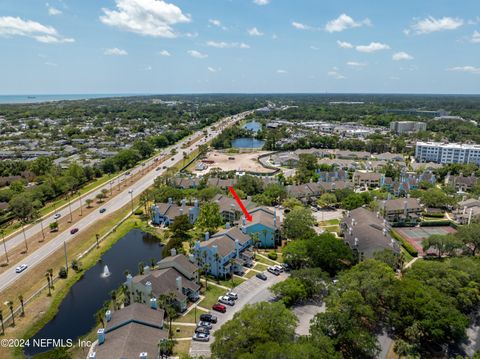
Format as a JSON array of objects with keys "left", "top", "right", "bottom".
[
  {"left": 390, "top": 121, "right": 426, "bottom": 134},
  {"left": 415, "top": 142, "right": 480, "bottom": 165}
]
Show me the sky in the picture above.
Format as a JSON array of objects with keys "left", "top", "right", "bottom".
[{"left": 0, "top": 0, "right": 479, "bottom": 95}]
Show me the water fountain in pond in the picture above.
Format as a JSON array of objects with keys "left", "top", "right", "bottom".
[{"left": 101, "top": 265, "right": 110, "bottom": 278}]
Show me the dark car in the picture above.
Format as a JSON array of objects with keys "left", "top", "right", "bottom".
[
  {"left": 212, "top": 303, "right": 226, "bottom": 313},
  {"left": 256, "top": 272, "right": 268, "bottom": 281},
  {"left": 99, "top": 208, "right": 106, "bottom": 214},
  {"left": 70, "top": 228, "right": 79, "bottom": 235},
  {"left": 199, "top": 313, "right": 217, "bottom": 323}
]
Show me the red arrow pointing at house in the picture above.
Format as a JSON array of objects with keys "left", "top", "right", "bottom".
[{"left": 229, "top": 186, "right": 252, "bottom": 222}]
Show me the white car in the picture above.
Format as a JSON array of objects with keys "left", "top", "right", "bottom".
[
  {"left": 268, "top": 266, "right": 280, "bottom": 276},
  {"left": 273, "top": 265, "right": 284, "bottom": 273},
  {"left": 53, "top": 213, "right": 61, "bottom": 220},
  {"left": 226, "top": 291, "right": 238, "bottom": 300},
  {"left": 218, "top": 295, "right": 235, "bottom": 306},
  {"left": 192, "top": 333, "right": 210, "bottom": 342},
  {"left": 15, "top": 264, "right": 28, "bottom": 273}
]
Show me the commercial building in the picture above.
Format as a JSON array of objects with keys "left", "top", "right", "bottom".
[
  {"left": 390, "top": 121, "right": 427, "bottom": 134},
  {"left": 415, "top": 142, "right": 480, "bottom": 165}
]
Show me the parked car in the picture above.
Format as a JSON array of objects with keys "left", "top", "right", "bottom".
[
  {"left": 256, "top": 272, "right": 268, "bottom": 281},
  {"left": 198, "top": 321, "right": 212, "bottom": 329},
  {"left": 282, "top": 263, "right": 290, "bottom": 272},
  {"left": 192, "top": 333, "right": 210, "bottom": 342},
  {"left": 218, "top": 296, "right": 235, "bottom": 306},
  {"left": 273, "top": 265, "right": 284, "bottom": 273},
  {"left": 267, "top": 266, "right": 280, "bottom": 276},
  {"left": 195, "top": 326, "right": 210, "bottom": 335},
  {"left": 212, "top": 303, "right": 226, "bottom": 313},
  {"left": 99, "top": 208, "right": 106, "bottom": 214},
  {"left": 200, "top": 313, "right": 217, "bottom": 323},
  {"left": 156, "top": 167, "right": 161, "bottom": 171},
  {"left": 70, "top": 228, "right": 79, "bottom": 235},
  {"left": 162, "top": 166, "right": 167, "bottom": 169},
  {"left": 53, "top": 213, "right": 61, "bottom": 220},
  {"left": 15, "top": 264, "right": 28, "bottom": 273},
  {"left": 226, "top": 291, "right": 238, "bottom": 300}
]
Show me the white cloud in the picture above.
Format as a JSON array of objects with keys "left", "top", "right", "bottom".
[
  {"left": 392, "top": 51, "right": 413, "bottom": 61},
  {"left": 327, "top": 69, "right": 346, "bottom": 79},
  {"left": 104, "top": 47, "right": 128, "bottom": 56},
  {"left": 206, "top": 41, "right": 250, "bottom": 49},
  {"left": 253, "top": 0, "right": 269, "bottom": 5},
  {"left": 447, "top": 66, "right": 480, "bottom": 74},
  {"left": 407, "top": 16, "right": 464, "bottom": 35},
  {"left": 143, "top": 65, "right": 152, "bottom": 71},
  {"left": 276, "top": 69, "right": 287, "bottom": 74},
  {"left": 471, "top": 31, "right": 480, "bottom": 43},
  {"left": 247, "top": 27, "right": 263, "bottom": 36},
  {"left": 188, "top": 50, "right": 208, "bottom": 59},
  {"left": 0, "top": 16, "right": 74, "bottom": 43},
  {"left": 47, "top": 4, "right": 62, "bottom": 16},
  {"left": 100, "top": 0, "right": 191, "bottom": 38},
  {"left": 45, "top": 61, "right": 58, "bottom": 66},
  {"left": 292, "top": 22, "right": 312, "bottom": 30},
  {"left": 209, "top": 19, "right": 227, "bottom": 30},
  {"left": 208, "top": 66, "right": 221, "bottom": 73},
  {"left": 159, "top": 49, "right": 171, "bottom": 56},
  {"left": 310, "top": 45, "right": 319, "bottom": 50},
  {"left": 347, "top": 61, "right": 367, "bottom": 67},
  {"left": 356, "top": 42, "right": 390, "bottom": 53},
  {"left": 325, "top": 14, "right": 371, "bottom": 33},
  {"left": 337, "top": 40, "right": 353, "bottom": 49}
]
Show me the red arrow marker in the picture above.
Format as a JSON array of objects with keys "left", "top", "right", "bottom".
[{"left": 229, "top": 186, "right": 252, "bottom": 222}]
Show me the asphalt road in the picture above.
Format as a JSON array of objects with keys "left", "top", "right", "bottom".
[
  {"left": 0, "top": 111, "right": 253, "bottom": 293},
  {"left": 190, "top": 271, "right": 289, "bottom": 357}
]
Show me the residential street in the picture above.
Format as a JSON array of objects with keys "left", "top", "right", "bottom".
[{"left": 189, "top": 271, "right": 289, "bottom": 357}]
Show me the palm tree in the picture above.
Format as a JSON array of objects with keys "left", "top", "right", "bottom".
[
  {"left": 6, "top": 301, "right": 14, "bottom": 327},
  {"left": 228, "top": 258, "right": 236, "bottom": 287},
  {"left": 158, "top": 338, "right": 176, "bottom": 358},
  {"left": 47, "top": 268, "right": 54, "bottom": 290},
  {"left": 138, "top": 261, "right": 145, "bottom": 275},
  {"left": 110, "top": 291, "right": 117, "bottom": 311},
  {"left": 97, "top": 312, "right": 105, "bottom": 328},
  {"left": 85, "top": 198, "right": 93, "bottom": 208},
  {"left": 251, "top": 233, "right": 260, "bottom": 253},
  {"left": 214, "top": 253, "right": 220, "bottom": 283},
  {"left": 18, "top": 295, "right": 24, "bottom": 317},
  {"left": 202, "top": 264, "right": 209, "bottom": 290},
  {"left": 0, "top": 310, "right": 4, "bottom": 335},
  {"left": 45, "top": 272, "right": 51, "bottom": 296}
]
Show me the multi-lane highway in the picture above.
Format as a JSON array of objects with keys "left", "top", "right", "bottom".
[{"left": 0, "top": 110, "right": 253, "bottom": 293}]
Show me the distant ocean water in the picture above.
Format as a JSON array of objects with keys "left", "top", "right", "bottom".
[{"left": 0, "top": 94, "right": 145, "bottom": 104}]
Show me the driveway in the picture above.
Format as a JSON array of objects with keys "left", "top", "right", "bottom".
[
  {"left": 291, "top": 301, "right": 326, "bottom": 335},
  {"left": 190, "top": 271, "right": 289, "bottom": 357},
  {"left": 312, "top": 208, "right": 344, "bottom": 222}
]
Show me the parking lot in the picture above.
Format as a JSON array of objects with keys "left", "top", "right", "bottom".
[{"left": 189, "top": 270, "right": 289, "bottom": 357}]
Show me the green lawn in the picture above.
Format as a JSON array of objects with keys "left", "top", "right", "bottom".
[
  {"left": 217, "top": 276, "right": 246, "bottom": 289},
  {"left": 244, "top": 270, "right": 258, "bottom": 279},
  {"left": 173, "top": 339, "right": 192, "bottom": 356},
  {"left": 253, "top": 262, "right": 269, "bottom": 271},
  {"left": 319, "top": 218, "right": 340, "bottom": 226},
  {"left": 176, "top": 305, "right": 209, "bottom": 323},
  {"left": 255, "top": 255, "right": 277, "bottom": 266},
  {"left": 172, "top": 324, "right": 195, "bottom": 339},
  {"left": 199, "top": 284, "right": 228, "bottom": 308}
]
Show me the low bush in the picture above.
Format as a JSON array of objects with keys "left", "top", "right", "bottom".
[
  {"left": 391, "top": 230, "right": 418, "bottom": 257},
  {"left": 267, "top": 252, "right": 278, "bottom": 260}
]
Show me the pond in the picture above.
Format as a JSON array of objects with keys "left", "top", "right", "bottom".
[
  {"left": 243, "top": 120, "right": 262, "bottom": 133},
  {"left": 25, "top": 229, "right": 163, "bottom": 357},
  {"left": 231, "top": 137, "right": 265, "bottom": 149}
]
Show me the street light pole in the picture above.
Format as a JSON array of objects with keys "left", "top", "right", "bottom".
[
  {"left": 1, "top": 231, "right": 8, "bottom": 264},
  {"left": 68, "top": 196, "right": 73, "bottom": 223},
  {"left": 63, "top": 241, "right": 68, "bottom": 274},
  {"left": 79, "top": 193, "right": 83, "bottom": 216},
  {"left": 128, "top": 189, "right": 134, "bottom": 214},
  {"left": 39, "top": 218, "right": 45, "bottom": 242}
]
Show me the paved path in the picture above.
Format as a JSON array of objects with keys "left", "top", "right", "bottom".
[
  {"left": 190, "top": 271, "right": 289, "bottom": 357},
  {"left": 0, "top": 111, "right": 254, "bottom": 293}
]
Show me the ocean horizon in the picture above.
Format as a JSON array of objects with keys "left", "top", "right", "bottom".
[{"left": 0, "top": 93, "right": 147, "bottom": 104}]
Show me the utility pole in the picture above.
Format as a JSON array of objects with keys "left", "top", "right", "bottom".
[
  {"left": 109, "top": 181, "right": 113, "bottom": 197},
  {"left": 128, "top": 189, "right": 134, "bottom": 214},
  {"left": 1, "top": 231, "right": 8, "bottom": 264},
  {"left": 79, "top": 193, "right": 83, "bottom": 216},
  {"left": 63, "top": 241, "right": 68, "bottom": 274},
  {"left": 68, "top": 196, "right": 73, "bottom": 223},
  {"left": 39, "top": 218, "right": 45, "bottom": 242}
]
